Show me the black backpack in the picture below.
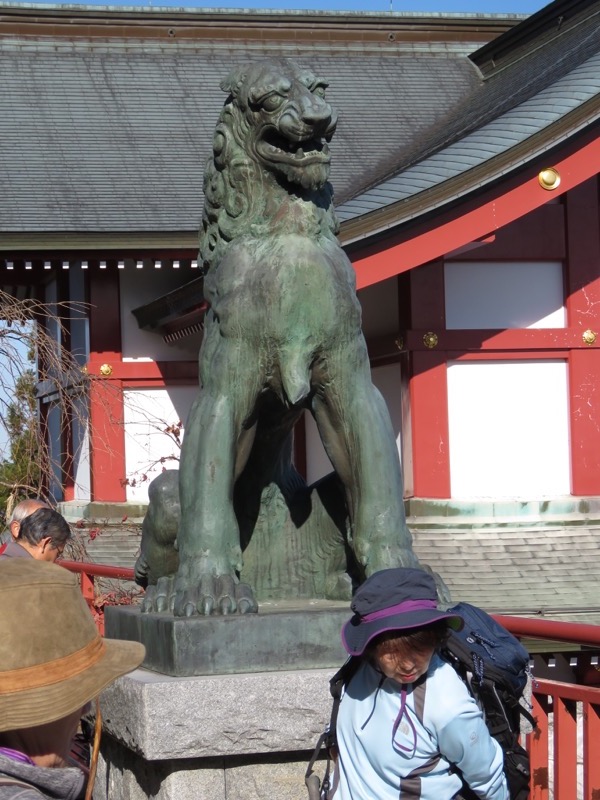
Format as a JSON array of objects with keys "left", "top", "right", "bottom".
[{"left": 305, "top": 602, "right": 536, "bottom": 800}]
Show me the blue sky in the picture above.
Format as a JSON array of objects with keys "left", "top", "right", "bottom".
[{"left": 27, "top": 0, "right": 550, "bottom": 12}]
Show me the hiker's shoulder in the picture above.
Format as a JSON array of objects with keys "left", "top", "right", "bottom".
[{"left": 425, "top": 657, "right": 475, "bottom": 721}]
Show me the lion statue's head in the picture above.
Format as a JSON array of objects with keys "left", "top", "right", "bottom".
[{"left": 200, "top": 59, "right": 341, "bottom": 274}]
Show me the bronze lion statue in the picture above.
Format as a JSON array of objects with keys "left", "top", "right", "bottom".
[{"left": 137, "top": 59, "right": 425, "bottom": 616}]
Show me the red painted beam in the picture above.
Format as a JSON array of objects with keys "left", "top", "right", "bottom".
[
  {"left": 86, "top": 359, "right": 198, "bottom": 385},
  {"left": 409, "top": 351, "right": 450, "bottom": 498},
  {"left": 405, "top": 328, "right": 600, "bottom": 351},
  {"left": 89, "top": 378, "right": 127, "bottom": 502},
  {"left": 565, "top": 177, "right": 600, "bottom": 496},
  {"left": 351, "top": 135, "right": 600, "bottom": 289}
]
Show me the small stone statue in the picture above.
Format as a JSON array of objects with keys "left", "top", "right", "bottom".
[{"left": 137, "top": 59, "right": 425, "bottom": 617}]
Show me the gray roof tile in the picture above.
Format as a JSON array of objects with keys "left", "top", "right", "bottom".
[
  {"left": 337, "top": 6, "right": 600, "bottom": 229},
  {"left": 413, "top": 524, "right": 600, "bottom": 622},
  {"left": 0, "top": 23, "right": 483, "bottom": 233}
]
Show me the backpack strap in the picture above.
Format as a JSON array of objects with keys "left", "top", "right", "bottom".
[{"left": 305, "top": 657, "right": 361, "bottom": 799}]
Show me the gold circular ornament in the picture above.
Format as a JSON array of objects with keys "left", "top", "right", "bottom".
[
  {"left": 99, "top": 363, "right": 113, "bottom": 376},
  {"left": 538, "top": 168, "right": 561, "bottom": 191},
  {"left": 582, "top": 329, "right": 597, "bottom": 346},
  {"left": 423, "top": 332, "right": 438, "bottom": 349}
]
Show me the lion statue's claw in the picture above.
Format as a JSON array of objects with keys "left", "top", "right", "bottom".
[
  {"left": 141, "top": 574, "right": 175, "bottom": 614},
  {"left": 173, "top": 573, "right": 258, "bottom": 617}
]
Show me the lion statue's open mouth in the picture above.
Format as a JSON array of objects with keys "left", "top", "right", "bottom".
[
  {"left": 256, "top": 130, "right": 330, "bottom": 168},
  {"left": 220, "top": 58, "right": 338, "bottom": 192}
]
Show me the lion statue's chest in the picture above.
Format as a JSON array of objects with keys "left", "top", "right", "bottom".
[{"left": 205, "top": 233, "right": 362, "bottom": 343}]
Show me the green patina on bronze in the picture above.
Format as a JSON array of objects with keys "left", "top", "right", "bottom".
[{"left": 135, "top": 59, "right": 424, "bottom": 617}]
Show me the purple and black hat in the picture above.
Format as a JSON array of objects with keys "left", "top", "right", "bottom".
[{"left": 341, "top": 567, "right": 464, "bottom": 656}]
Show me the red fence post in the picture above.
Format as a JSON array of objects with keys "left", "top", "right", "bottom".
[
  {"left": 554, "top": 697, "right": 577, "bottom": 798},
  {"left": 583, "top": 699, "right": 600, "bottom": 800},
  {"left": 530, "top": 692, "right": 550, "bottom": 800}
]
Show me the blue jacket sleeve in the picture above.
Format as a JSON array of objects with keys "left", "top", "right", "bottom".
[{"left": 436, "top": 703, "right": 509, "bottom": 800}]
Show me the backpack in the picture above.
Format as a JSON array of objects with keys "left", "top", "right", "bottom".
[
  {"left": 305, "top": 602, "right": 536, "bottom": 800},
  {"left": 441, "top": 602, "right": 535, "bottom": 800}
]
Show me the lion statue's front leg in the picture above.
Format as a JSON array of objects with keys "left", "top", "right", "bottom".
[{"left": 172, "top": 320, "right": 261, "bottom": 616}]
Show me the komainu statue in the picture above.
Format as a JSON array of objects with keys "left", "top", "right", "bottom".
[{"left": 137, "top": 59, "right": 426, "bottom": 617}]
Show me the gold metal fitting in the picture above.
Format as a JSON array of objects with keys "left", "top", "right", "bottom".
[
  {"left": 538, "top": 167, "right": 561, "bottom": 191},
  {"left": 423, "top": 332, "right": 438, "bottom": 349},
  {"left": 81, "top": 365, "right": 89, "bottom": 375},
  {"left": 99, "top": 363, "right": 113, "bottom": 376},
  {"left": 582, "top": 329, "right": 597, "bottom": 346},
  {"left": 395, "top": 336, "right": 404, "bottom": 351}
]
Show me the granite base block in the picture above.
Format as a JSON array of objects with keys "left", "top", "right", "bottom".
[
  {"left": 95, "top": 739, "right": 317, "bottom": 800},
  {"left": 104, "top": 602, "right": 348, "bottom": 676},
  {"left": 95, "top": 667, "right": 334, "bottom": 800}
]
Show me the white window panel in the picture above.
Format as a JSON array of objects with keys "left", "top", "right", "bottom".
[
  {"left": 123, "top": 387, "right": 197, "bottom": 502},
  {"left": 445, "top": 261, "right": 565, "bottom": 329},
  {"left": 448, "top": 360, "right": 570, "bottom": 498},
  {"left": 304, "top": 362, "right": 403, "bottom": 486}
]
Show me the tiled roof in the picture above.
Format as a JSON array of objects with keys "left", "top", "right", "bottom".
[
  {"left": 0, "top": 6, "right": 503, "bottom": 235},
  {"left": 413, "top": 525, "right": 600, "bottom": 625},
  {"left": 337, "top": 0, "right": 600, "bottom": 238}
]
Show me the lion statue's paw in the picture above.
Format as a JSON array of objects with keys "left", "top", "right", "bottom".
[{"left": 173, "top": 571, "right": 258, "bottom": 617}]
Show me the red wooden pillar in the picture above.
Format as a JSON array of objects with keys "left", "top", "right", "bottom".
[
  {"left": 565, "top": 177, "right": 600, "bottom": 495},
  {"left": 408, "top": 262, "right": 451, "bottom": 498},
  {"left": 88, "top": 266, "right": 126, "bottom": 502}
]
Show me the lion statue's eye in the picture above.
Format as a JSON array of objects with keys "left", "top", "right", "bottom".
[
  {"left": 313, "top": 85, "right": 327, "bottom": 98},
  {"left": 261, "top": 94, "right": 285, "bottom": 112}
]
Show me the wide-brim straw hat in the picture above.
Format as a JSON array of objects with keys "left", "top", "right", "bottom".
[
  {"left": 0, "top": 559, "right": 145, "bottom": 732},
  {"left": 342, "top": 567, "right": 463, "bottom": 657}
]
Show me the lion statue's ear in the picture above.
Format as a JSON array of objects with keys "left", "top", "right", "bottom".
[{"left": 220, "top": 66, "right": 247, "bottom": 99}]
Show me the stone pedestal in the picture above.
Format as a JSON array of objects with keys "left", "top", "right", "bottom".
[
  {"left": 104, "top": 601, "right": 348, "bottom": 676},
  {"left": 95, "top": 666, "right": 335, "bottom": 800}
]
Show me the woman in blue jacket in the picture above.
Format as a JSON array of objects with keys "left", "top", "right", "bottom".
[{"left": 331, "top": 568, "right": 508, "bottom": 800}]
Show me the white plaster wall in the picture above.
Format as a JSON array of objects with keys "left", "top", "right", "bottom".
[
  {"left": 447, "top": 360, "right": 570, "bottom": 498},
  {"left": 123, "top": 387, "right": 198, "bottom": 502},
  {"left": 444, "top": 261, "right": 565, "bottom": 329},
  {"left": 72, "top": 396, "right": 91, "bottom": 501},
  {"left": 119, "top": 266, "right": 202, "bottom": 362},
  {"left": 304, "top": 363, "right": 403, "bottom": 485}
]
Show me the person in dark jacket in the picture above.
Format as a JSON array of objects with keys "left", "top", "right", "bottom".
[
  {"left": 0, "top": 560, "right": 145, "bottom": 799},
  {"left": 0, "top": 507, "right": 70, "bottom": 562}
]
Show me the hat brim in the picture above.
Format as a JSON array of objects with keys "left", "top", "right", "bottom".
[
  {"left": 0, "top": 638, "right": 145, "bottom": 732},
  {"left": 342, "top": 609, "right": 463, "bottom": 657}
]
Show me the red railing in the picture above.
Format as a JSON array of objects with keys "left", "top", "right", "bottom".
[
  {"left": 61, "top": 560, "right": 135, "bottom": 635},
  {"left": 495, "top": 614, "right": 600, "bottom": 800},
  {"left": 63, "top": 561, "right": 600, "bottom": 798}
]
